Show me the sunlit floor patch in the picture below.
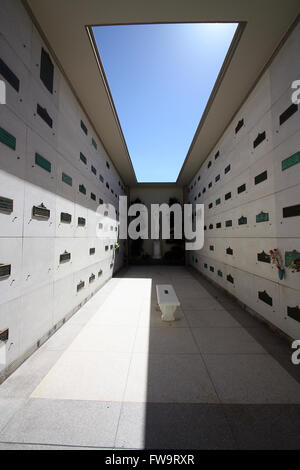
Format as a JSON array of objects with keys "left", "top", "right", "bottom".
[{"left": 31, "top": 278, "right": 152, "bottom": 402}]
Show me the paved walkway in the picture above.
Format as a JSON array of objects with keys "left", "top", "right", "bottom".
[{"left": 0, "top": 266, "right": 300, "bottom": 449}]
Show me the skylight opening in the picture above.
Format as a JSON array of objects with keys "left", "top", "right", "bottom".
[{"left": 92, "top": 23, "right": 238, "bottom": 182}]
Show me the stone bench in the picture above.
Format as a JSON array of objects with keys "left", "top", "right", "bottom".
[{"left": 156, "top": 284, "right": 180, "bottom": 321}]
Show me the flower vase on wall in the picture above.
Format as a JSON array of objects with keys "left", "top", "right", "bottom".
[{"left": 278, "top": 268, "right": 285, "bottom": 280}]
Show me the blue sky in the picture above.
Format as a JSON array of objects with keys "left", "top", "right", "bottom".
[{"left": 93, "top": 23, "right": 238, "bottom": 182}]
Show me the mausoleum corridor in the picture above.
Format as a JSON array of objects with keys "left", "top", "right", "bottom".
[
  {"left": 0, "top": 266, "right": 299, "bottom": 450},
  {"left": 1, "top": 0, "right": 300, "bottom": 452}
]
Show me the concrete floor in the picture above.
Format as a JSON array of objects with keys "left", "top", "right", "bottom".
[{"left": 0, "top": 266, "right": 300, "bottom": 450}]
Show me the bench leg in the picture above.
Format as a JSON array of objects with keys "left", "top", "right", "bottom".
[{"left": 160, "top": 304, "right": 177, "bottom": 322}]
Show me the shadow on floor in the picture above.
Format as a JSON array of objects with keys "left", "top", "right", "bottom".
[{"left": 189, "top": 266, "right": 300, "bottom": 386}]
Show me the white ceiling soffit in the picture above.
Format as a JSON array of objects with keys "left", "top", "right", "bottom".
[{"left": 25, "top": 0, "right": 300, "bottom": 186}]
